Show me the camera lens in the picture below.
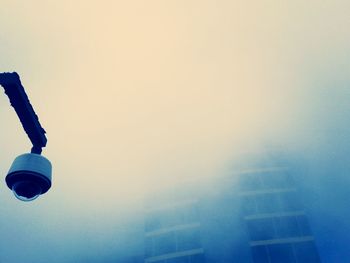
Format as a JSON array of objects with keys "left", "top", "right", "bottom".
[
  {"left": 6, "top": 153, "right": 52, "bottom": 201},
  {"left": 12, "top": 180, "right": 42, "bottom": 201}
]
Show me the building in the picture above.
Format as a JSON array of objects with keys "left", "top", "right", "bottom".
[
  {"left": 237, "top": 153, "right": 321, "bottom": 262},
  {"left": 144, "top": 183, "right": 205, "bottom": 263},
  {"left": 138, "top": 152, "right": 322, "bottom": 262}
]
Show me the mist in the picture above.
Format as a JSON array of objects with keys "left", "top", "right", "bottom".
[{"left": 0, "top": 1, "right": 349, "bottom": 262}]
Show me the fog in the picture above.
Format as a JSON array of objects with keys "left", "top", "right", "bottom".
[{"left": 0, "top": 1, "right": 349, "bottom": 262}]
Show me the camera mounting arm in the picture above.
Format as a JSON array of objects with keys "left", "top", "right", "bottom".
[{"left": 0, "top": 72, "right": 47, "bottom": 154}]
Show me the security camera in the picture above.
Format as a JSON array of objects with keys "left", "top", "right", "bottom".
[
  {"left": 5, "top": 153, "right": 52, "bottom": 201},
  {"left": 1, "top": 72, "right": 52, "bottom": 201}
]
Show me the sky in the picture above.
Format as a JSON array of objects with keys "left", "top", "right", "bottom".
[{"left": 0, "top": 1, "right": 350, "bottom": 262}]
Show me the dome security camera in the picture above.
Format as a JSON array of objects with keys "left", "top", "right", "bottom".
[
  {"left": 1, "top": 72, "right": 52, "bottom": 201},
  {"left": 5, "top": 153, "right": 52, "bottom": 201}
]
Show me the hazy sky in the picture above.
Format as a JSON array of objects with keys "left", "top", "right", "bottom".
[{"left": 1, "top": 1, "right": 350, "bottom": 262}]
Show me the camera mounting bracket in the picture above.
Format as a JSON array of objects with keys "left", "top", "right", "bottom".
[{"left": 0, "top": 72, "right": 47, "bottom": 154}]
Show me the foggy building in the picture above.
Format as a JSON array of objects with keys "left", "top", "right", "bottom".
[
  {"left": 237, "top": 159, "right": 321, "bottom": 262},
  {"left": 137, "top": 152, "right": 322, "bottom": 263},
  {"left": 144, "top": 184, "right": 205, "bottom": 263}
]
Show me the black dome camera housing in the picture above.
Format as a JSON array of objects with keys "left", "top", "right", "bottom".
[{"left": 6, "top": 153, "right": 52, "bottom": 201}]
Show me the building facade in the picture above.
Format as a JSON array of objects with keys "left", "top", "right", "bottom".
[
  {"left": 144, "top": 185, "right": 205, "bottom": 263},
  {"left": 140, "top": 152, "right": 321, "bottom": 263},
  {"left": 239, "top": 166, "right": 321, "bottom": 262}
]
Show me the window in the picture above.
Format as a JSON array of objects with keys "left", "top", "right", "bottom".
[
  {"left": 145, "top": 237, "right": 153, "bottom": 257},
  {"left": 256, "top": 194, "right": 280, "bottom": 213},
  {"left": 177, "top": 228, "right": 201, "bottom": 250},
  {"left": 296, "top": 215, "right": 312, "bottom": 236},
  {"left": 153, "top": 232, "right": 176, "bottom": 256},
  {"left": 262, "top": 172, "right": 291, "bottom": 189},
  {"left": 247, "top": 218, "right": 275, "bottom": 241},
  {"left": 146, "top": 204, "right": 199, "bottom": 232},
  {"left": 251, "top": 246, "right": 269, "bottom": 263},
  {"left": 293, "top": 241, "right": 320, "bottom": 262},
  {"left": 160, "top": 209, "right": 183, "bottom": 228},
  {"left": 240, "top": 174, "right": 262, "bottom": 191},
  {"left": 267, "top": 243, "right": 296, "bottom": 263},
  {"left": 274, "top": 216, "right": 299, "bottom": 238},
  {"left": 242, "top": 196, "right": 257, "bottom": 215},
  {"left": 279, "top": 192, "right": 301, "bottom": 211},
  {"left": 190, "top": 254, "right": 205, "bottom": 263}
]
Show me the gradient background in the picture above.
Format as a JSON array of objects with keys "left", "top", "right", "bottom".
[{"left": 0, "top": 1, "right": 349, "bottom": 262}]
